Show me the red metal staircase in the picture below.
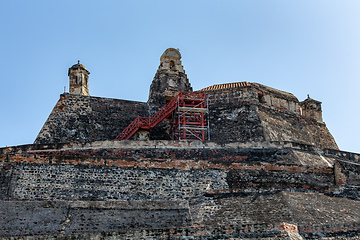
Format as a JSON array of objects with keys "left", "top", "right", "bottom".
[{"left": 115, "top": 91, "right": 208, "bottom": 141}]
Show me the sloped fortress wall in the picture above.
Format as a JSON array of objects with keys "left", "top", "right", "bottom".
[
  {"left": 201, "top": 82, "right": 338, "bottom": 150},
  {"left": 258, "top": 107, "right": 338, "bottom": 149},
  {"left": 34, "top": 94, "right": 148, "bottom": 144}
]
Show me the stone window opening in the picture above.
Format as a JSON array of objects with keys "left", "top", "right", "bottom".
[
  {"left": 170, "top": 60, "right": 175, "bottom": 70},
  {"left": 258, "top": 93, "right": 266, "bottom": 103}
]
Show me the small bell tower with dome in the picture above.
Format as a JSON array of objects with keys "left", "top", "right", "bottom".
[
  {"left": 68, "top": 61, "right": 90, "bottom": 96},
  {"left": 300, "top": 95, "right": 323, "bottom": 122}
]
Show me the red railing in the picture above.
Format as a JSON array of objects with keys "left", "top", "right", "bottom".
[
  {"left": 115, "top": 91, "right": 207, "bottom": 140},
  {"left": 149, "top": 97, "right": 178, "bottom": 127},
  {"left": 178, "top": 91, "right": 205, "bottom": 101}
]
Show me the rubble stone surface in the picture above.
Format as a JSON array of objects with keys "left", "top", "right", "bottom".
[{"left": 1, "top": 49, "right": 358, "bottom": 239}]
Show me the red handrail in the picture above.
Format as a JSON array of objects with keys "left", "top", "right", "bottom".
[
  {"left": 149, "top": 97, "right": 178, "bottom": 127},
  {"left": 115, "top": 91, "right": 206, "bottom": 140}
]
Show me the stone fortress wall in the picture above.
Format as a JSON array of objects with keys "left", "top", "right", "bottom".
[
  {"left": 35, "top": 81, "right": 337, "bottom": 150},
  {"left": 34, "top": 94, "right": 148, "bottom": 144},
  {"left": 202, "top": 82, "right": 300, "bottom": 114},
  {"left": 1, "top": 48, "right": 359, "bottom": 239},
  {"left": 0, "top": 140, "right": 360, "bottom": 239},
  {"left": 199, "top": 82, "right": 337, "bottom": 149},
  {"left": 35, "top": 48, "right": 337, "bottom": 150}
]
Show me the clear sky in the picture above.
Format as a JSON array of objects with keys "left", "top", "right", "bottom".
[{"left": 0, "top": 0, "right": 359, "bottom": 153}]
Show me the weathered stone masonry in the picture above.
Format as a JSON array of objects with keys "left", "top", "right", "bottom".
[
  {"left": 35, "top": 94, "right": 148, "bottom": 144},
  {"left": 35, "top": 48, "right": 338, "bottom": 151},
  {"left": 202, "top": 82, "right": 338, "bottom": 149},
  {"left": 0, "top": 150, "right": 358, "bottom": 240},
  {"left": 0, "top": 149, "right": 334, "bottom": 200},
  {"left": 0, "top": 141, "right": 360, "bottom": 238},
  {"left": 1, "top": 48, "right": 359, "bottom": 239}
]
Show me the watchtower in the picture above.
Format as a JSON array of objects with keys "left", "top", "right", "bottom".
[
  {"left": 300, "top": 95, "right": 323, "bottom": 122},
  {"left": 148, "top": 48, "right": 192, "bottom": 107},
  {"left": 68, "top": 61, "right": 90, "bottom": 96}
]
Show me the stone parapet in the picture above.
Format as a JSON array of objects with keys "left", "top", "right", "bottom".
[{"left": 1, "top": 140, "right": 321, "bottom": 154}]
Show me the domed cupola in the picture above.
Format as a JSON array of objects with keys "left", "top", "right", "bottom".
[{"left": 68, "top": 60, "right": 90, "bottom": 96}]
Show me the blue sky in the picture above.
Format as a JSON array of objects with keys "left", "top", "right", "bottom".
[{"left": 0, "top": 0, "right": 359, "bottom": 153}]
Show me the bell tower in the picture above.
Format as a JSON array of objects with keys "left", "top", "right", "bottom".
[
  {"left": 68, "top": 61, "right": 90, "bottom": 96},
  {"left": 148, "top": 48, "right": 192, "bottom": 106}
]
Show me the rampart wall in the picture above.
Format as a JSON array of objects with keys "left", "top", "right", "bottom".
[
  {"left": 0, "top": 140, "right": 350, "bottom": 203},
  {"left": 0, "top": 221, "right": 300, "bottom": 239},
  {"left": 257, "top": 106, "right": 338, "bottom": 149},
  {"left": 1, "top": 222, "right": 360, "bottom": 240},
  {"left": 33, "top": 84, "right": 339, "bottom": 151},
  {"left": 0, "top": 141, "right": 359, "bottom": 238},
  {"left": 205, "top": 86, "right": 257, "bottom": 106},
  {"left": 202, "top": 83, "right": 338, "bottom": 149},
  {"left": 203, "top": 83, "right": 300, "bottom": 114},
  {"left": 0, "top": 200, "right": 192, "bottom": 237},
  {"left": 207, "top": 101, "right": 337, "bottom": 149},
  {"left": 34, "top": 94, "right": 148, "bottom": 144}
]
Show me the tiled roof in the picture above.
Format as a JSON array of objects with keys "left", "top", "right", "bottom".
[{"left": 198, "top": 82, "right": 251, "bottom": 91}]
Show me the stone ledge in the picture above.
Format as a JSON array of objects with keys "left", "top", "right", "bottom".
[
  {"left": 2, "top": 222, "right": 359, "bottom": 240},
  {"left": 325, "top": 148, "right": 360, "bottom": 163},
  {"left": 68, "top": 200, "right": 189, "bottom": 210},
  {"left": 1, "top": 140, "right": 319, "bottom": 155}
]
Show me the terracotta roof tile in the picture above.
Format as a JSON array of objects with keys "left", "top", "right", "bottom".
[{"left": 198, "top": 82, "right": 251, "bottom": 91}]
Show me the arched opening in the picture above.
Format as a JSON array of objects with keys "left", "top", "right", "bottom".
[{"left": 170, "top": 60, "right": 175, "bottom": 70}]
